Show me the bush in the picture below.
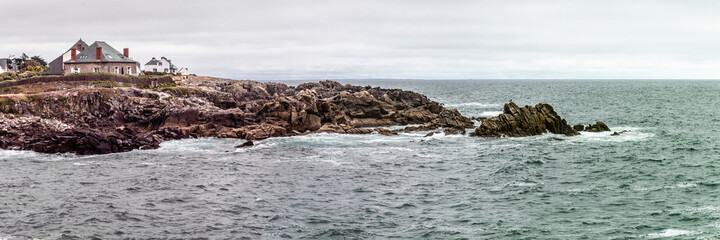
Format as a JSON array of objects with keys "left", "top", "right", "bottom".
[
  {"left": 142, "top": 71, "right": 175, "bottom": 76},
  {"left": 0, "top": 72, "right": 19, "bottom": 81},
  {"left": 18, "top": 71, "right": 40, "bottom": 79}
]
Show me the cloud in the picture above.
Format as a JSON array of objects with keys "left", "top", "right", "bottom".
[{"left": 1, "top": 0, "right": 719, "bottom": 79}]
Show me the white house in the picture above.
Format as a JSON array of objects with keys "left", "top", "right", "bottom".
[
  {"left": 176, "top": 67, "right": 190, "bottom": 75},
  {"left": 144, "top": 57, "right": 179, "bottom": 73}
]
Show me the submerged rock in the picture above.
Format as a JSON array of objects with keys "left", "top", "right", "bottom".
[
  {"left": 236, "top": 140, "right": 254, "bottom": 148},
  {"left": 471, "top": 102, "right": 580, "bottom": 137},
  {"left": 611, "top": 130, "right": 630, "bottom": 136}
]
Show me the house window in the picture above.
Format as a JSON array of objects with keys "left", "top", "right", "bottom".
[
  {"left": 93, "top": 68, "right": 100, "bottom": 72},
  {"left": 71, "top": 67, "right": 80, "bottom": 73},
  {"left": 127, "top": 67, "right": 132, "bottom": 75},
  {"left": 153, "top": 68, "right": 157, "bottom": 72},
  {"left": 114, "top": 67, "right": 119, "bottom": 74},
  {"left": 164, "top": 68, "right": 169, "bottom": 73},
  {"left": 158, "top": 62, "right": 162, "bottom": 66}
]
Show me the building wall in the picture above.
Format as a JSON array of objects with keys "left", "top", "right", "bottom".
[
  {"left": 144, "top": 58, "right": 172, "bottom": 73},
  {"left": 49, "top": 51, "right": 75, "bottom": 75},
  {"left": 0, "top": 58, "right": 9, "bottom": 73},
  {"left": 64, "top": 62, "right": 139, "bottom": 75},
  {"left": 177, "top": 67, "right": 190, "bottom": 75}
]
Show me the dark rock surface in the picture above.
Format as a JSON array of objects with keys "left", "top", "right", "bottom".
[
  {"left": 0, "top": 78, "right": 472, "bottom": 155},
  {"left": 611, "top": 130, "right": 630, "bottom": 136},
  {"left": 585, "top": 121, "right": 611, "bottom": 132},
  {"left": 471, "top": 102, "right": 580, "bottom": 137},
  {"left": 235, "top": 140, "right": 254, "bottom": 148}
]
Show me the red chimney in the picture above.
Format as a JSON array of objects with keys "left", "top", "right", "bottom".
[
  {"left": 123, "top": 48, "right": 129, "bottom": 58},
  {"left": 96, "top": 47, "right": 102, "bottom": 61},
  {"left": 70, "top": 48, "right": 77, "bottom": 61},
  {"left": 77, "top": 43, "right": 82, "bottom": 51}
]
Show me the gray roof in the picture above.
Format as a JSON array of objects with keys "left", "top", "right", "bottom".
[
  {"left": 65, "top": 41, "right": 137, "bottom": 63},
  {"left": 145, "top": 58, "right": 159, "bottom": 65},
  {"left": 69, "top": 39, "right": 89, "bottom": 52}
]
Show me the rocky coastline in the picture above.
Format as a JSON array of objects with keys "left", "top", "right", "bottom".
[
  {"left": 0, "top": 76, "right": 609, "bottom": 155},
  {"left": 0, "top": 76, "right": 474, "bottom": 155}
]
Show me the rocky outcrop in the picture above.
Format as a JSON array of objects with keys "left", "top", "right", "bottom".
[
  {"left": 584, "top": 121, "right": 611, "bottom": 132},
  {"left": 471, "top": 102, "right": 580, "bottom": 137},
  {"left": 0, "top": 77, "right": 472, "bottom": 155}
]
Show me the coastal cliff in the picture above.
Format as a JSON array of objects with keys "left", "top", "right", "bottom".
[{"left": 0, "top": 76, "right": 473, "bottom": 155}]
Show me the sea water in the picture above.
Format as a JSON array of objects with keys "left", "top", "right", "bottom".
[{"left": 1, "top": 80, "right": 720, "bottom": 239}]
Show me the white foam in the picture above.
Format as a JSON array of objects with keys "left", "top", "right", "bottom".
[
  {"left": 478, "top": 111, "right": 503, "bottom": 117},
  {"left": 647, "top": 229, "right": 694, "bottom": 238},
  {"left": 632, "top": 182, "right": 697, "bottom": 192},
  {"left": 562, "top": 126, "right": 652, "bottom": 143},
  {"left": 507, "top": 181, "right": 539, "bottom": 187},
  {"left": 445, "top": 102, "right": 502, "bottom": 108},
  {"left": 0, "top": 149, "right": 87, "bottom": 162}
]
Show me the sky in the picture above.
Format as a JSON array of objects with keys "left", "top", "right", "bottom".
[{"left": 1, "top": 0, "right": 720, "bottom": 80}]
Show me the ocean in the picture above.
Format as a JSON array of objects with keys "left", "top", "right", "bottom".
[{"left": 1, "top": 80, "right": 719, "bottom": 239}]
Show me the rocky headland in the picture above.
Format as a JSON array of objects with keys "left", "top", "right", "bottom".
[
  {"left": 0, "top": 75, "right": 611, "bottom": 155},
  {"left": 0, "top": 76, "right": 473, "bottom": 155}
]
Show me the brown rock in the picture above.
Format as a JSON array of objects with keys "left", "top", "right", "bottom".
[
  {"left": 0, "top": 77, "right": 477, "bottom": 155},
  {"left": 444, "top": 127, "right": 466, "bottom": 135},
  {"left": 345, "top": 128, "right": 373, "bottom": 134},
  {"left": 374, "top": 127, "right": 397, "bottom": 136},
  {"left": 585, "top": 121, "right": 611, "bottom": 132},
  {"left": 573, "top": 124, "right": 584, "bottom": 132},
  {"left": 472, "top": 102, "right": 579, "bottom": 137}
]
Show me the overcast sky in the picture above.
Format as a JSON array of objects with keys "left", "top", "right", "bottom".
[{"left": 2, "top": 0, "right": 720, "bottom": 80}]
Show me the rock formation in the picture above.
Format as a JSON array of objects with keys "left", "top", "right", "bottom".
[
  {"left": 584, "top": 121, "right": 611, "bottom": 132},
  {"left": 0, "top": 77, "right": 473, "bottom": 155},
  {"left": 471, "top": 102, "right": 580, "bottom": 137}
]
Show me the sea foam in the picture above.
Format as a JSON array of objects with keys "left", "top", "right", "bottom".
[
  {"left": 444, "top": 102, "right": 502, "bottom": 108},
  {"left": 646, "top": 229, "right": 694, "bottom": 238}
]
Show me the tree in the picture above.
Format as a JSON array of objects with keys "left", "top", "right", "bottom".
[
  {"left": 31, "top": 56, "right": 47, "bottom": 66},
  {"left": 20, "top": 60, "right": 41, "bottom": 71}
]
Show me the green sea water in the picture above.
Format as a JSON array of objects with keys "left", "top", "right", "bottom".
[{"left": 1, "top": 80, "right": 719, "bottom": 239}]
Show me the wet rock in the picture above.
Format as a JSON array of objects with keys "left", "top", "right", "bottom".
[
  {"left": 471, "top": 116, "right": 487, "bottom": 121},
  {"left": 611, "top": 130, "right": 630, "bottom": 136},
  {"left": 375, "top": 127, "right": 397, "bottom": 136},
  {"left": 585, "top": 121, "right": 611, "bottom": 132},
  {"left": 345, "top": 128, "right": 373, "bottom": 134},
  {"left": 424, "top": 132, "right": 434, "bottom": 137},
  {"left": 443, "top": 127, "right": 466, "bottom": 135},
  {"left": 472, "top": 102, "right": 580, "bottom": 137},
  {"left": 236, "top": 140, "right": 254, "bottom": 148},
  {"left": 573, "top": 124, "right": 584, "bottom": 132}
]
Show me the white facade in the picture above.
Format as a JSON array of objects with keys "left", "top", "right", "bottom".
[
  {"left": 144, "top": 57, "right": 172, "bottom": 73},
  {"left": 176, "top": 67, "right": 190, "bottom": 75}
]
